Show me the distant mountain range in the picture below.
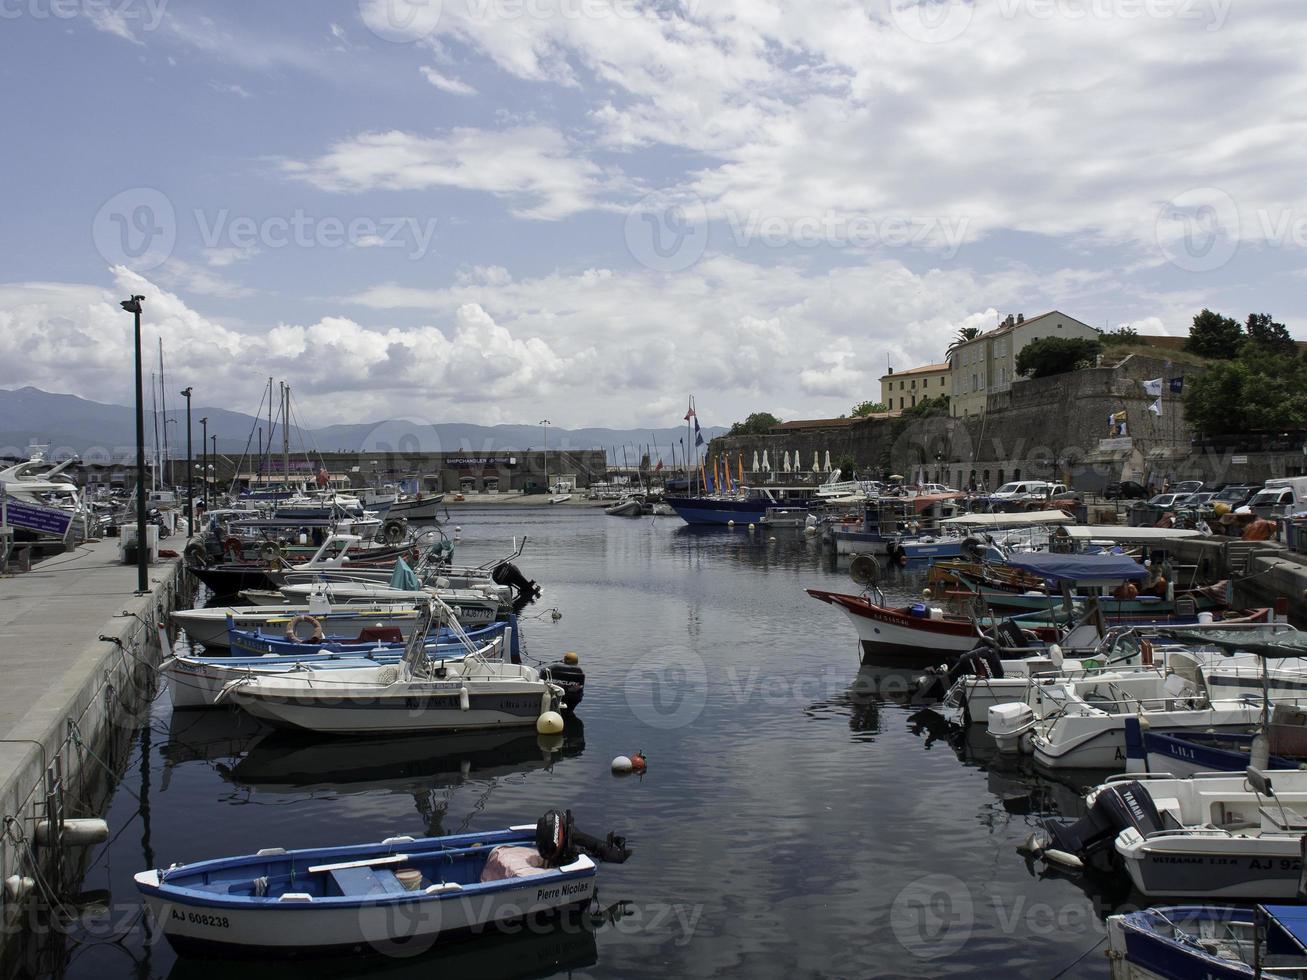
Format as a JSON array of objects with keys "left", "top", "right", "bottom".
[{"left": 0, "top": 387, "right": 724, "bottom": 464}]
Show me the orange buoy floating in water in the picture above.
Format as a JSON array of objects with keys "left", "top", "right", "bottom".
[{"left": 630, "top": 750, "right": 647, "bottom": 772}]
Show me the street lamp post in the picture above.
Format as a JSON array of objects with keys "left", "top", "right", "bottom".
[
  {"left": 120, "top": 294, "right": 148, "bottom": 592},
  {"left": 199, "top": 417, "right": 208, "bottom": 511},
  {"left": 539, "top": 419, "right": 550, "bottom": 492},
  {"left": 180, "top": 388, "right": 193, "bottom": 532}
]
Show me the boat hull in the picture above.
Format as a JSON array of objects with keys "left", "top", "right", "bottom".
[
  {"left": 666, "top": 496, "right": 781, "bottom": 525},
  {"left": 172, "top": 606, "right": 423, "bottom": 649},
  {"left": 805, "top": 589, "right": 982, "bottom": 666},
  {"left": 135, "top": 830, "right": 595, "bottom": 958},
  {"left": 1118, "top": 832, "right": 1304, "bottom": 899}
]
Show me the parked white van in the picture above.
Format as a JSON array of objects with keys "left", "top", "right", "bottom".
[{"left": 1248, "top": 477, "right": 1307, "bottom": 519}]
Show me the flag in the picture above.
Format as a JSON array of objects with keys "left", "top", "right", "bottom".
[
  {"left": 1148, "top": 397, "right": 1162, "bottom": 416},
  {"left": 654, "top": 459, "right": 663, "bottom": 473},
  {"left": 683, "top": 396, "right": 696, "bottom": 421},
  {"left": 694, "top": 417, "right": 704, "bottom": 447},
  {"left": 1169, "top": 376, "right": 1184, "bottom": 394},
  {"left": 1143, "top": 378, "right": 1163, "bottom": 397}
]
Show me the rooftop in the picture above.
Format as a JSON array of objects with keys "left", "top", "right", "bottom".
[
  {"left": 770, "top": 417, "right": 864, "bottom": 431},
  {"left": 880, "top": 362, "right": 948, "bottom": 380}
]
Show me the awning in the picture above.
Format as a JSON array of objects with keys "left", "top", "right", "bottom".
[
  {"left": 939, "top": 509, "right": 1076, "bottom": 528},
  {"left": 1057, "top": 526, "right": 1201, "bottom": 543},
  {"left": 1004, "top": 552, "right": 1148, "bottom": 583}
]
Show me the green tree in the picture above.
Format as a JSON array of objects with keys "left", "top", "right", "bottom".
[
  {"left": 1100, "top": 325, "right": 1139, "bottom": 346},
  {"left": 946, "top": 326, "right": 982, "bottom": 361},
  {"left": 1185, "top": 342, "right": 1307, "bottom": 434},
  {"left": 834, "top": 455, "right": 857, "bottom": 478},
  {"left": 902, "top": 395, "right": 950, "bottom": 417},
  {"left": 1014, "top": 337, "right": 1103, "bottom": 379},
  {"left": 850, "top": 400, "right": 888, "bottom": 417},
  {"left": 1185, "top": 309, "right": 1242, "bottom": 359},
  {"left": 1244, "top": 312, "right": 1294, "bottom": 354},
  {"left": 727, "top": 412, "right": 782, "bottom": 436}
]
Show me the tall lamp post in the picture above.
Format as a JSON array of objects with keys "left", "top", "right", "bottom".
[
  {"left": 120, "top": 294, "right": 148, "bottom": 592},
  {"left": 199, "top": 417, "right": 208, "bottom": 511},
  {"left": 180, "top": 388, "right": 193, "bottom": 532},
  {"left": 539, "top": 419, "right": 550, "bottom": 492}
]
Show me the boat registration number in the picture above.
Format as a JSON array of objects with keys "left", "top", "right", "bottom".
[{"left": 171, "top": 909, "right": 230, "bottom": 928}]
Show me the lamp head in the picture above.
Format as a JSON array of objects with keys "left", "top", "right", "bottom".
[
  {"left": 119, "top": 295, "right": 145, "bottom": 314},
  {"left": 180, "top": 387, "right": 192, "bottom": 398}
]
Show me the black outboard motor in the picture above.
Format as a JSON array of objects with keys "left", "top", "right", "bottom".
[
  {"left": 542, "top": 654, "right": 585, "bottom": 710},
  {"left": 1032, "top": 780, "right": 1175, "bottom": 871},
  {"left": 492, "top": 561, "right": 542, "bottom": 603},
  {"left": 535, "top": 809, "right": 631, "bottom": 866},
  {"left": 915, "top": 643, "right": 1005, "bottom": 701},
  {"left": 960, "top": 534, "right": 988, "bottom": 562}
]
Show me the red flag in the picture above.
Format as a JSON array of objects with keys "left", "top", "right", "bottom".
[
  {"left": 654, "top": 459, "right": 664, "bottom": 473},
  {"left": 683, "top": 395, "right": 696, "bottom": 421}
]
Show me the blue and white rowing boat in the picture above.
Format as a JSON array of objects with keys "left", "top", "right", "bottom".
[
  {"left": 135, "top": 815, "right": 620, "bottom": 958},
  {"left": 227, "top": 619, "right": 515, "bottom": 659}
]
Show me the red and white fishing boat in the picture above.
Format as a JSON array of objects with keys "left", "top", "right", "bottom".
[{"left": 805, "top": 588, "right": 987, "bottom": 666}]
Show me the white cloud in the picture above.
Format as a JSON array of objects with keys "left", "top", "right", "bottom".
[
  {"left": 280, "top": 127, "right": 617, "bottom": 219},
  {"left": 420, "top": 66, "right": 476, "bottom": 95}
]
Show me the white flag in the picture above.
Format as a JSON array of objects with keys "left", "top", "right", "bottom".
[
  {"left": 1148, "top": 397, "right": 1162, "bottom": 416},
  {"left": 1143, "top": 378, "right": 1163, "bottom": 397}
]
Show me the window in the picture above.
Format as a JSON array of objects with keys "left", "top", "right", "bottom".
[
  {"left": 911, "top": 379, "right": 916, "bottom": 389},
  {"left": 940, "top": 376, "right": 945, "bottom": 387},
  {"left": 972, "top": 373, "right": 977, "bottom": 390},
  {"left": 899, "top": 397, "right": 904, "bottom": 408}
]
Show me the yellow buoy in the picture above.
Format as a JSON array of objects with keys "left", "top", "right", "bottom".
[
  {"left": 563, "top": 651, "right": 579, "bottom": 665},
  {"left": 537, "top": 710, "right": 564, "bottom": 734}
]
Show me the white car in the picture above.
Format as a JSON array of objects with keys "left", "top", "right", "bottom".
[{"left": 990, "top": 480, "right": 1066, "bottom": 500}]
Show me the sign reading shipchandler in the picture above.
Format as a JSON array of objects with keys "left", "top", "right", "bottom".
[
  {"left": 2, "top": 496, "right": 73, "bottom": 538},
  {"left": 445, "top": 457, "right": 519, "bottom": 468}
]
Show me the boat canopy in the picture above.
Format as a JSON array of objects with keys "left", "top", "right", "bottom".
[
  {"left": 1056, "top": 526, "right": 1201, "bottom": 542},
  {"left": 1004, "top": 552, "right": 1148, "bottom": 583},
  {"left": 939, "top": 509, "right": 1076, "bottom": 528},
  {"left": 1264, "top": 906, "right": 1307, "bottom": 956},
  {"left": 1154, "top": 624, "right": 1307, "bottom": 659}
]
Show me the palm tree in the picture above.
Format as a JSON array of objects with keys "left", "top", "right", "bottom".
[{"left": 946, "top": 326, "right": 982, "bottom": 361}]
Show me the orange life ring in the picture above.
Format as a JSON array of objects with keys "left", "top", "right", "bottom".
[
  {"left": 224, "top": 536, "right": 244, "bottom": 559},
  {"left": 284, "top": 615, "right": 325, "bottom": 644}
]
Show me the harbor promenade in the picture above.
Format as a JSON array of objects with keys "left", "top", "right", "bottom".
[{"left": 0, "top": 537, "right": 186, "bottom": 961}]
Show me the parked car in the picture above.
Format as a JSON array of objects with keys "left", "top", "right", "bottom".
[
  {"left": 1104, "top": 480, "right": 1147, "bottom": 499},
  {"left": 1145, "top": 493, "right": 1188, "bottom": 509},
  {"left": 990, "top": 480, "right": 1066, "bottom": 500},
  {"left": 1172, "top": 480, "right": 1204, "bottom": 495},
  {"left": 1179, "top": 491, "right": 1216, "bottom": 509},
  {"left": 1211, "top": 484, "right": 1261, "bottom": 508}
]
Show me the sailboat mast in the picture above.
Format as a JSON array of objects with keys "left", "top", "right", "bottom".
[
  {"left": 158, "top": 339, "right": 170, "bottom": 488},
  {"left": 282, "top": 382, "right": 290, "bottom": 488},
  {"left": 150, "top": 371, "right": 160, "bottom": 491}
]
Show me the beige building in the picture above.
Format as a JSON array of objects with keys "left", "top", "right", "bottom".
[
  {"left": 949, "top": 310, "right": 1099, "bottom": 417},
  {"left": 879, "top": 362, "right": 950, "bottom": 413}
]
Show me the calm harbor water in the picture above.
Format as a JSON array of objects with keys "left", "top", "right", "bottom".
[{"left": 36, "top": 508, "right": 1138, "bottom": 979}]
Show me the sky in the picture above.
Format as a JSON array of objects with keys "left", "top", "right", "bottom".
[{"left": 1, "top": 0, "right": 1304, "bottom": 430}]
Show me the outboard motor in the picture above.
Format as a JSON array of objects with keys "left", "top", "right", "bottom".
[
  {"left": 1030, "top": 780, "right": 1175, "bottom": 871},
  {"left": 535, "top": 809, "right": 631, "bottom": 866},
  {"left": 915, "top": 644, "right": 1005, "bottom": 702},
  {"left": 492, "top": 561, "right": 542, "bottom": 603},
  {"left": 960, "top": 534, "right": 988, "bottom": 562},
  {"left": 542, "top": 653, "right": 585, "bottom": 710}
]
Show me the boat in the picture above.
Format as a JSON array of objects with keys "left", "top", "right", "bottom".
[
  {"left": 173, "top": 589, "right": 506, "bottom": 649},
  {"left": 758, "top": 506, "right": 810, "bottom": 528},
  {"left": 186, "top": 534, "right": 420, "bottom": 597},
  {"left": 603, "top": 497, "right": 644, "bottom": 517},
  {"left": 387, "top": 493, "right": 444, "bottom": 523},
  {"left": 666, "top": 487, "right": 798, "bottom": 526},
  {"left": 134, "top": 811, "right": 629, "bottom": 957},
  {"left": 1106, "top": 904, "right": 1307, "bottom": 979},
  {"left": 986, "top": 664, "right": 1268, "bottom": 769},
  {"left": 221, "top": 606, "right": 567, "bottom": 734},
  {"left": 1039, "top": 769, "right": 1307, "bottom": 899},
  {"left": 165, "top": 636, "right": 504, "bottom": 710},
  {"left": 227, "top": 618, "right": 514, "bottom": 659}
]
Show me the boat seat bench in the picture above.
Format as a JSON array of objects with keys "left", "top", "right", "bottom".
[{"left": 329, "top": 866, "right": 409, "bottom": 896}]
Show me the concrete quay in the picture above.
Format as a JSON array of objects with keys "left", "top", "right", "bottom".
[{"left": 0, "top": 537, "right": 187, "bottom": 966}]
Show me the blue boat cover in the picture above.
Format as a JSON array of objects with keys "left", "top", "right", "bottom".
[
  {"left": 388, "top": 557, "right": 421, "bottom": 591},
  {"left": 1264, "top": 906, "right": 1307, "bottom": 955},
  {"left": 1004, "top": 552, "right": 1148, "bottom": 583}
]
